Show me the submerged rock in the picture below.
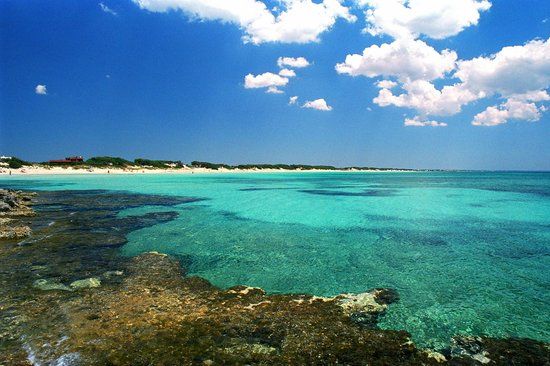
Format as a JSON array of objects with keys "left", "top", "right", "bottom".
[
  {"left": 33, "top": 279, "right": 71, "bottom": 291},
  {"left": 102, "top": 270, "right": 124, "bottom": 279},
  {"left": 70, "top": 277, "right": 101, "bottom": 290}
]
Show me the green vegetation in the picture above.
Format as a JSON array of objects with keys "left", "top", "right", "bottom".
[
  {"left": 86, "top": 156, "right": 132, "bottom": 167},
  {"left": 190, "top": 161, "right": 233, "bottom": 170},
  {"left": 190, "top": 161, "right": 416, "bottom": 171},
  {"left": 0, "top": 157, "right": 29, "bottom": 169},
  {"left": 0, "top": 155, "right": 416, "bottom": 171},
  {"left": 134, "top": 159, "right": 184, "bottom": 168}
]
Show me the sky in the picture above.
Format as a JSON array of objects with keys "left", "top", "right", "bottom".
[{"left": 1, "top": 0, "right": 549, "bottom": 170}]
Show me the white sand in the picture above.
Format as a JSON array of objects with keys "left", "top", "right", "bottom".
[{"left": 0, "top": 165, "right": 376, "bottom": 176}]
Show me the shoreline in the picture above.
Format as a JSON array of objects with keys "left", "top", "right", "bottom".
[{"left": 0, "top": 165, "right": 418, "bottom": 176}]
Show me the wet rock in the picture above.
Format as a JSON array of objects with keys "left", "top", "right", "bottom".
[
  {"left": 33, "top": 279, "right": 71, "bottom": 291},
  {"left": 425, "top": 350, "right": 447, "bottom": 363},
  {"left": 223, "top": 342, "right": 278, "bottom": 356},
  {"left": 0, "top": 189, "right": 35, "bottom": 241},
  {"left": 451, "top": 336, "right": 491, "bottom": 364},
  {"left": 70, "top": 277, "right": 101, "bottom": 290},
  {"left": 102, "top": 270, "right": 124, "bottom": 279},
  {"left": 0, "top": 225, "right": 31, "bottom": 239},
  {"left": 335, "top": 288, "right": 399, "bottom": 328},
  {"left": 450, "top": 336, "right": 550, "bottom": 365},
  {"left": 0, "top": 201, "right": 11, "bottom": 212}
]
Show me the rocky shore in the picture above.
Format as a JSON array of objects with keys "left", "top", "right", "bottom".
[
  {"left": 0, "top": 189, "right": 35, "bottom": 239},
  {"left": 0, "top": 189, "right": 548, "bottom": 365}
]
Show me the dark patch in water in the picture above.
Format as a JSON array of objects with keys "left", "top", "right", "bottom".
[
  {"left": 299, "top": 189, "right": 398, "bottom": 197},
  {"left": 0, "top": 180, "right": 75, "bottom": 189},
  {"left": 239, "top": 187, "right": 295, "bottom": 191},
  {"left": 219, "top": 211, "right": 250, "bottom": 221}
]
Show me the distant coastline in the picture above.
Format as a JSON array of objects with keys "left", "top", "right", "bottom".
[{"left": 0, "top": 156, "right": 422, "bottom": 176}]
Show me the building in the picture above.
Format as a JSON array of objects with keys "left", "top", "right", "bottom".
[{"left": 49, "top": 156, "right": 84, "bottom": 163}]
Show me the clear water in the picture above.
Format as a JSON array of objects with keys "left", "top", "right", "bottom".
[{"left": 2, "top": 171, "right": 549, "bottom": 348}]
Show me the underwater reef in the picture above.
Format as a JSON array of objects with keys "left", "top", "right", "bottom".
[{"left": 0, "top": 190, "right": 548, "bottom": 365}]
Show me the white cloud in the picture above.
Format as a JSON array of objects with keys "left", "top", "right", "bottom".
[
  {"left": 376, "top": 80, "right": 398, "bottom": 89},
  {"left": 302, "top": 98, "right": 333, "bottom": 111},
  {"left": 244, "top": 72, "right": 289, "bottom": 89},
  {"left": 358, "top": 0, "right": 491, "bottom": 40},
  {"left": 266, "top": 86, "right": 284, "bottom": 94},
  {"left": 277, "top": 56, "right": 310, "bottom": 68},
  {"left": 35, "top": 84, "right": 47, "bottom": 95},
  {"left": 335, "top": 39, "right": 457, "bottom": 82},
  {"left": 455, "top": 38, "right": 550, "bottom": 97},
  {"left": 404, "top": 116, "right": 447, "bottom": 127},
  {"left": 289, "top": 96, "right": 299, "bottom": 105},
  {"left": 373, "top": 80, "right": 481, "bottom": 116},
  {"left": 472, "top": 99, "right": 545, "bottom": 126},
  {"left": 339, "top": 36, "right": 550, "bottom": 127},
  {"left": 99, "top": 2, "right": 118, "bottom": 15},
  {"left": 133, "top": 0, "right": 356, "bottom": 44},
  {"left": 279, "top": 68, "right": 297, "bottom": 77}
]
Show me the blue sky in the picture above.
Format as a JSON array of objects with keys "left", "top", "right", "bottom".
[{"left": 1, "top": 0, "right": 549, "bottom": 170}]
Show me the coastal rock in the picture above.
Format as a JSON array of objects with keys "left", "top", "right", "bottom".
[
  {"left": 0, "top": 189, "right": 35, "bottom": 241},
  {"left": 449, "top": 336, "right": 550, "bottom": 365},
  {"left": 451, "top": 336, "right": 491, "bottom": 364},
  {"left": 0, "top": 225, "right": 31, "bottom": 239},
  {"left": 70, "top": 277, "right": 101, "bottom": 290},
  {"left": 335, "top": 288, "right": 399, "bottom": 328},
  {"left": 0, "top": 201, "right": 11, "bottom": 212}
]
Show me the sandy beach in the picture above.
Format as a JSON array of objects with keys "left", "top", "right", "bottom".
[{"left": 0, "top": 165, "right": 406, "bottom": 176}]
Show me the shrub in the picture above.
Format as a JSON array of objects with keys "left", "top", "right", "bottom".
[
  {"left": 86, "top": 156, "right": 131, "bottom": 167},
  {"left": 0, "top": 157, "right": 29, "bottom": 169}
]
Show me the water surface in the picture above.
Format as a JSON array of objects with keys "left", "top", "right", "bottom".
[{"left": 2, "top": 171, "right": 549, "bottom": 348}]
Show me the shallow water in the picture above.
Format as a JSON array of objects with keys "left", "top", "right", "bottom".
[{"left": 1, "top": 171, "right": 549, "bottom": 348}]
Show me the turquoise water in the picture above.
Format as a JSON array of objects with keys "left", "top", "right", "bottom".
[{"left": 2, "top": 171, "right": 549, "bottom": 348}]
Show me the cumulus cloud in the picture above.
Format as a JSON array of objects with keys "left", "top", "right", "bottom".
[
  {"left": 335, "top": 39, "right": 457, "bottom": 82},
  {"left": 133, "top": 0, "right": 356, "bottom": 44},
  {"left": 472, "top": 99, "right": 546, "bottom": 126},
  {"left": 302, "top": 98, "right": 333, "bottom": 111},
  {"left": 373, "top": 80, "right": 481, "bottom": 116},
  {"left": 339, "top": 36, "right": 550, "bottom": 127},
  {"left": 455, "top": 38, "right": 550, "bottom": 97},
  {"left": 404, "top": 116, "right": 447, "bottom": 127},
  {"left": 357, "top": 0, "right": 491, "bottom": 40},
  {"left": 289, "top": 96, "right": 299, "bottom": 105},
  {"left": 277, "top": 56, "right": 310, "bottom": 68},
  {"left": 279, "top": 68, "right": 297, "bottom": 77},
  {"left": 99, "top": 2, "right": 117, "bottom": 15},
  {"left": 266, "top": 86, "right": 284, "bottom": 94},
  {"left": 35, "top": 84, "right": 47, "bottom": 95},
  {"left": 244, "top": 72, "right": 289, "bottom": 89}
]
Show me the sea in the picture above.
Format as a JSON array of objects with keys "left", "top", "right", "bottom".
[{"left": 2, "top": 171, "right": 549, "bottom": 349}]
